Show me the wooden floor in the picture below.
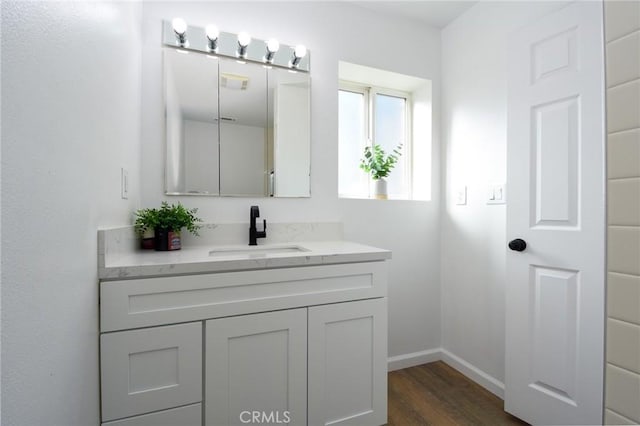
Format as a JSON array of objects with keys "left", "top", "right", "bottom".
[{"left": 387, "top": 361, "right": 528, "bottom": 426}]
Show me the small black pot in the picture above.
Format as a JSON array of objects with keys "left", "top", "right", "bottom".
[{"left": 154, "top": 228, "right": 182, "bottom": 251}]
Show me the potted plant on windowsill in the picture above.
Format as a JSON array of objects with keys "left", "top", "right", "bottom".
[
  {"left": 359, "top": 143, "right": 402, "bottom": 199},
  {"left": 134, "top": 202, "right": 202, "bottom": 251}
]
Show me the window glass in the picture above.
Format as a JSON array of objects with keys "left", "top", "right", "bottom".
[
  {"left": 374, "top": 93, "right": 407, "bottom": 197},
  {"left": 338, "top": 90, "right": 366, "bottom": 197}
]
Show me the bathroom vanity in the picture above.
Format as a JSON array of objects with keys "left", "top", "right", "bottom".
[{"left": 98, "top": 228, "right": 390, "bottom": 426}]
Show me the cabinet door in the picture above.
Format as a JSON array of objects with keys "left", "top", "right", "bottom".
[
  {"left": 100, "top": 322, "right": 202, "bottom": 422},
  {"left": 308, "top": 299, "right": 388, "bottom": 426},
  {"left": 205, "top": 309, "right": 307, "bottom": 426}
]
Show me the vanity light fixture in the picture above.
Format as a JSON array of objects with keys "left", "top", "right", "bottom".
[
  {"left": 237, "top": 32, "right": 251, "bottom": 59},
  {"left": 290, "top": 44, "right": 307, "bottom": 68},
  {"left": 162, "top": 21, "right": 310, "bottom": 72},
  {"left": 172, "top": 18, "right": 188, "bottom": 47},
  {"left": 205, "top": 24, "right": 219, "bottom": 52},
  {"left": 264, "top": 38, "right": 280, "bottom": 64}
]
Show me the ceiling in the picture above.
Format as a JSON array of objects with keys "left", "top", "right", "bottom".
[{"left": 351, "top": 1, "right": 477, "bottom": 28}]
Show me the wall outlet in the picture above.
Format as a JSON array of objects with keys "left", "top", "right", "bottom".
[
  {"left": 455, "top": 185, "right": 467, "bottom": 205},
  {"left": 121, "top": 168, "right": 129, "bottom": 200},
  {"left": 487, "top": 183, "right": 506, "bottom": 204}
]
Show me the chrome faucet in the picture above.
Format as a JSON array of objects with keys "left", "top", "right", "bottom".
[{"left": 249, "top": 205, "right": 267, "bottom": 246}]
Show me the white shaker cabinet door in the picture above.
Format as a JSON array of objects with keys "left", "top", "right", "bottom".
[
  {"left": 100, "top": 322, "right": 202, "bottom": 422},
  {"left": 205, "top": 309, "right": 307, "bottom": 426},
  {"left": 308, "top": 299, "right": 388, "bottom": 426}
]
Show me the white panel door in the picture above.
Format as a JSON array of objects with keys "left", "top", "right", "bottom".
[
  {"left": 308, "top": 299, "right": 387, "bottom": 426},
  {"left": 205, "top": 309, "right": 307, "bottom": 426},
  {"left": 506, "top": 2, "right": 605, "bottom": 425}
]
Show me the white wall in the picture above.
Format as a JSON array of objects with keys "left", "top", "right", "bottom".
[
  {"left": 440, "top": 1, "right": 569, "bottom": 385},
  {"left": 141, "top": 1, "right": 442, "bottom": 360},
  {"left": 1, "top": 2, "right": 142, "bottom": 425},
  {"left": 220, "top": 122, "right": 266, "bottom": 196}
]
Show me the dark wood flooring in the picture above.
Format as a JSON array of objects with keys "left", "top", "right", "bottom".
[{"left": 387, "top": 361, "right": 528, "bottom": 426}]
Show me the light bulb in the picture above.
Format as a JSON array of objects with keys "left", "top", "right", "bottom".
[
  {"left": 294, "top": 44, "right": 307, "bottom": 59},
  {"left": 238, "top": 32, "right": 251, "bottom": 47},
  {"left": 266, "top": 38, "right": 280, "bottom": 53},
  {"left": 172, "top": 18, "right": 187, "bottom": 35},
  {"left": 205, "top": 25, "right": 219, "bottom": 41}
]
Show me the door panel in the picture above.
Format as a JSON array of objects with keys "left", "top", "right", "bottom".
[
  {"left": 532, "top": 96, "right": 579, "bottom": 227},
  {"left": 530, "top": 266, "right": 578, "bottom": 403},
  {"left": 506, "top": 2, "right": 605, "bottom": 424}
]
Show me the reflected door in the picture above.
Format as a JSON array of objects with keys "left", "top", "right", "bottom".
[{"left": 505, "top": 2, "right": 605, "bottom": 424}]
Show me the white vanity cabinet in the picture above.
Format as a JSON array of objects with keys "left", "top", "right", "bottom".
[{"left": 99, "top": 260, "right": 388, "bottom": 426}]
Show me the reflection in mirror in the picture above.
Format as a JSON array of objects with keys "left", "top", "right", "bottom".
[
  {"left": 268, "top": 68, "right": 311, "bottom": 197},
  {"left": 165, "top": 49, "right": 220, "bottom": 195},
  {"left": 164, "top": 47, "right": 311, "bottom": 197},
  {"left": 219, "top": 59, "right": 268, "bottom": 196}
]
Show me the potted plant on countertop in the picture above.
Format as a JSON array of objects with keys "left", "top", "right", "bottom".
[
  {"left": 134, "top": 207, "right": 159, "bottom": 249},
  {"left": 359, "top": 143, "right": 402, "bottom": 199},
  {"left": 134, "top": 202, "right": 202, "bottom": 251}
]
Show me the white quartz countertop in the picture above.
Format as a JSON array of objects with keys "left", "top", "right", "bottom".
[{"left": 99, "top": 240, "right": 392, "bottom": 280}]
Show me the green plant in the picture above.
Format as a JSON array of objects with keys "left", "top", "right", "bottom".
[
  {"left": 359, "top": 143, "right": 403, "bottom": 180},
  {"left": 134, "top": 207, "right": 160, "bottom": 237},
  {"left": 134, "top": 202, "right": 202, "bottom": 236}
]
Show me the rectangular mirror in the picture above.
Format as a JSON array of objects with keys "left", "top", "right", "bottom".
[
  {"left": 164, "top": 48, "right": 311, "bottom": 197},
  {"left": 269, "top": 68, "right": 311, "bottom": 197},
  {"left": 219, "top": 59, "right": 268, "bottom": 196},
  {"left": 165, "top": 48, "right": 220, "bottom": 195}
]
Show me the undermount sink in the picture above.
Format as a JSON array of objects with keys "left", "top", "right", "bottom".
[{"left": 209, "top": 245, "right": 310, "bottom": 258}]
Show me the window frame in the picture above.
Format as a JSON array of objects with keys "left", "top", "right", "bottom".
[{"left": 339, "top": 80, "right": 413, "bottom": 199}]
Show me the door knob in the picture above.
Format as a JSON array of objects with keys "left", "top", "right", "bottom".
[{"left": 508, "top": 238, "right": 527, "bottom": 252}]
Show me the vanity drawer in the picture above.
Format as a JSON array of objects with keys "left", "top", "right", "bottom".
[
  {"left": 101, "top": 262, "right": 387, "bottom": 332},
  {"left": 100, "top": 322, "right": 202, "bottom": 422},
  {"left": 102, "top": 403, "right": 201, "bottom": 426}
]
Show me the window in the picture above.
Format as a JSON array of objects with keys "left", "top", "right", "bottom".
[{"left": 338, "top": 62, "right": 431, "bottom": 200}]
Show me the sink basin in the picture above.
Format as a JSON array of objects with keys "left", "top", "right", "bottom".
[{"left": 209, "top": 245, "right": 310, "bottom": 258}]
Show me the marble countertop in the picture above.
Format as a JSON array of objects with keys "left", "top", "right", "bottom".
[{"left": 99, "top": 240, "right": 392, "bottom": 280}]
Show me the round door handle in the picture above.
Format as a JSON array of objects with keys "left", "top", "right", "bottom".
[{"left": 508, "top": 238, "right": 527, "bottom": 252}]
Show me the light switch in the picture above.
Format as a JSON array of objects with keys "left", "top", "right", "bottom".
[
  {"left": 121, "top": 168, "right": 129, "bottom": 200},
  {"left": 455, "top": 185, "right": 467, "bottom": 205},
  {"left": 487, "top": 183, "right": 506, "bottom": 204}
]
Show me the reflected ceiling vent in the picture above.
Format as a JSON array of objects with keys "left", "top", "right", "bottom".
[{"left": 220, "top": 73, "right": 249, "bottom": 90}]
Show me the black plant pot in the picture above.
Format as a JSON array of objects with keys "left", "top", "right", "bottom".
[{"left": 154, "top": 228, "right": 182, "bottom": 251}]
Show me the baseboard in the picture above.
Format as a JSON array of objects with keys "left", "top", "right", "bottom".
[
  {"left": 387, "top": 348, "right": 506, "bottom": 399},
  {"left": 387, "top": 348, "right": 442, "bottom": 372},
  {"left": 440, "top": 349, "right": 505, "bottom": 398}
]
